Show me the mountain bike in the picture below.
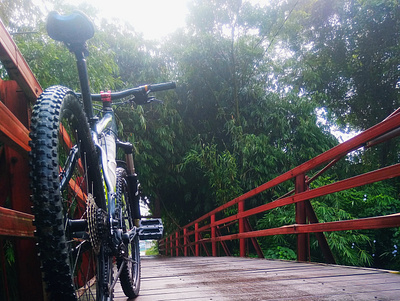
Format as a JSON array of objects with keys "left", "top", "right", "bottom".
[{"left": 29, "top": 11, "right": 174, "bottom": 300}]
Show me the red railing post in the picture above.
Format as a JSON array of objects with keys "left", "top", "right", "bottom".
[
  {"left": 238, "top": 200, "right": 246, "bottom": 257},
  {"left": 295, "top": 173, "right": 308, "bottom": 261},
  {"left": 162, "top": 238, "right": 168, "bottom": 256},
  {"left": 304, "top": 200, "right": 335, "bottom": 263},
  {"left": 170, "top": 235, "right": 173, "bottom": 256},
  {"left": 183, "top": 228, "right": 188, "bottom": 256},
  {"left": 195, "top": 223, "right": 199, "bottom": 256},
  {"left": 176, "top": 231, "right": 179, "bottom": 256},
  {"left": 160, "top": 109, "right": 400, "bottom": 266},
  {"left": 211, "top": 214, "right": 217, "bottom": 256}
]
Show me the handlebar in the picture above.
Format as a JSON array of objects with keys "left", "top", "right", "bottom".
[
  {"left": 148, "top": 82, "right": 176, "bottom": 92},
  {"left": 88, "top": 82, "right": 176, "bottom": 101}
]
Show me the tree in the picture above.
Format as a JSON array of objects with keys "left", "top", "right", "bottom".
[
  {"left": 5, "top": 0, "right": 400, "bottom": 269},
  {"left": 0, "top": 0, "right": 40, "bottom": 29},
  {"left": 167, "top": 0, "right": 337, "bottom": 201},
  {"left": 282, "top": 0, "right": 400, "bottom": 166}
]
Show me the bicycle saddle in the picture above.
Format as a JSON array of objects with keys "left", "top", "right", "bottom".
[{"left": 47, "top": 11, "right": 94, "bottom": 45}]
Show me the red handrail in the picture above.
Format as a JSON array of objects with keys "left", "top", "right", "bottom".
[{"left": 160, "top": 109, "right": 400, "bottom": 262}]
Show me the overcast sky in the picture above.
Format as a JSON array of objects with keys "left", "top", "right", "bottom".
[{"left": 62, "top": 0, "right": 265, "bottom": 40}]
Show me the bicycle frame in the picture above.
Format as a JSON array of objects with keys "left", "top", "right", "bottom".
[
  {"left": 70, "top": 33, "right": 165, "bottom": 246},
  {"left": 30, "top": 11, "right": 171, "bottom": 300}
]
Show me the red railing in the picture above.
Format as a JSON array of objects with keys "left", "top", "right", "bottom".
[
  {"left": 0, "top": 20, "right": 43, "bottom": 299},
  {"left": 160, "top": 107, "right": 400, "bottom": 263}
]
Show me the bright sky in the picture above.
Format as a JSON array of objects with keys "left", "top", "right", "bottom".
[
  {"left": 62, "top": 0, "right": 264, "bottom": 40},
  {"left": 52, "top": 0, "right": 358, "bottom": 142},
  {"left": 60, "top": 0, "right": 187, "bottom": 40}
]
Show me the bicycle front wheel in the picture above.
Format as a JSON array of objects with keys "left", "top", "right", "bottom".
[
  {"left": 30, "top": 86, "right": 111, "bottom": 300},
  {"left": 116, "top": 168, "right": 141, "bottom": 298}
]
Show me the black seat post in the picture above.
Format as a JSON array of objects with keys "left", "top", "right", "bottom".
[
  {"left": 46, "top": 11, "right": 97, "bottom": 127},
  {"left": 74, "top": 49, "right": 95, "bottom": 126}
]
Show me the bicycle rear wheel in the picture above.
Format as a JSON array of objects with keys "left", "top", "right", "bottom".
[
  {"left": 30, "top": 86, "right": 111, "bottom": 300},
  {"left": 115, "top": 168, "right": 141, "bottom": 298}
]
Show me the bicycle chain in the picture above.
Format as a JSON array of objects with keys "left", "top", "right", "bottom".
[{"left": 87, "top": 194, "right": 108, "bottom": 254}]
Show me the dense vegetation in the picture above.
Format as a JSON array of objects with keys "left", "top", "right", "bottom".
[{"left": 2, "top": 0, "right": 400, "bottom": 271}]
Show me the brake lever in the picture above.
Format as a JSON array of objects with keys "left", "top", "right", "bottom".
[
  {"left": 132, "top": 96, "right": 163, "bottom": 105},
  {"left": 149, "top": 97, "right": 164, "bottom": 104}
]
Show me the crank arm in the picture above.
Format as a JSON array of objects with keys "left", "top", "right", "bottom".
[{"left": 122, "top": 227, "right": 137, "bottom": 245}]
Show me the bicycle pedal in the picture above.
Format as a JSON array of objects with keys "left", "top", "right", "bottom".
[{"left": 139, "top": 218, "right": 164, "bottom": 240}]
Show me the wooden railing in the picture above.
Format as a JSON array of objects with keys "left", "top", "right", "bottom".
[
  {"left": 160, "top": 106, "right": 400, "bottom": 263},
  {"left": 0, "top": 20, "right": 43, "bottom": 300}
]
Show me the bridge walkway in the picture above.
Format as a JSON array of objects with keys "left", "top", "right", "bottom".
[{"left": 114, "top": 256, "right": 400, "bottom": 301}]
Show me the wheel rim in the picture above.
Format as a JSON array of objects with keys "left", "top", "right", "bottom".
[
  {"left": 30, "top": 88, "right": 111, "bottom": 300},
  {"left": 117, "top": 170, "right": 141, "bottom": 297},
  {"left": 59, "top": 115, "right": 100, "bottom": 300}
]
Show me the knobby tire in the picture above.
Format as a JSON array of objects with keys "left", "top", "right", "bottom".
[
  {"left": 115, "top": 168, "right": 141, "bottom": 298},
  {"left": 30, "top": 86, "right": 111, "bottom": 301}
]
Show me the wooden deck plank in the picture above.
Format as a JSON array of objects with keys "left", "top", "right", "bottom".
[{"left": 113, "top": 256, "right": 400, "bottom": 300}]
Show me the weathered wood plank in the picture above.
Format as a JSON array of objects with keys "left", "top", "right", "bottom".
[
  {"left": 122, "top": 256, "right": 400, "bottom": 301},
  {"left": 0, "top": 20, "right": 42, "bottom": 102},
  {"left": 0, "top": 206, "right": 34, "bottom": 238},
  {"left": 0, "top": 99, "right": 30, "bottom": 154}
]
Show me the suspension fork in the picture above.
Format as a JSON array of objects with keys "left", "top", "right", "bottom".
[{"left": 118, "top": 141, "right": 141, "bottom": 226}]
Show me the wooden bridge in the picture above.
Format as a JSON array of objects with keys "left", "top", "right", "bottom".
[
  {"left": 1, "top": 16, "right": 400, "bottom": 301},
  {"left": 117, "top": 256, "right": 400, "bottom": 300}
]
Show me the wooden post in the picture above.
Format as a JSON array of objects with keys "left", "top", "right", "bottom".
[
  {"left": 238, "top": 200, "right": 245, "bottom": 257},
  {"left": 211, "top": 214, "right": 217, "bottom": 256},
  {"left": 0, "top": 20, "right": 42, "bottom": 102},
  {"left": 295, "top": 173, "right": 308, "bottom": 261},
  {"left": 195, "top": 223, "right": 199, "bottom": 256},
  {"left": 170, "top": 235, "right": 173, "bottom": 256},
  {"left": 1, "top": 80, "right": 44, "bottom": 300},
  {"left": 304, "top": 200, "right": 336, "bottom": 264},
  {"left": 175, "top": 231, "right": 179, "bottom": 257},
  {"left": 164, "top": 238, "right": 168, "bottom": 256},
  {"left": 183, "top": 228, "right": 188, "bottom": 256}
]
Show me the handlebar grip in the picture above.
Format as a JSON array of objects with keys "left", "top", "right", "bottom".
[{"left": 148, "top": 82, "right": 176, "bottom": 92}]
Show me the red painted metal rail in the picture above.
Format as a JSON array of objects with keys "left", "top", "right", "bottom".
[{"left": 160, "top": 106, "right": 400, "bottom": 263}]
